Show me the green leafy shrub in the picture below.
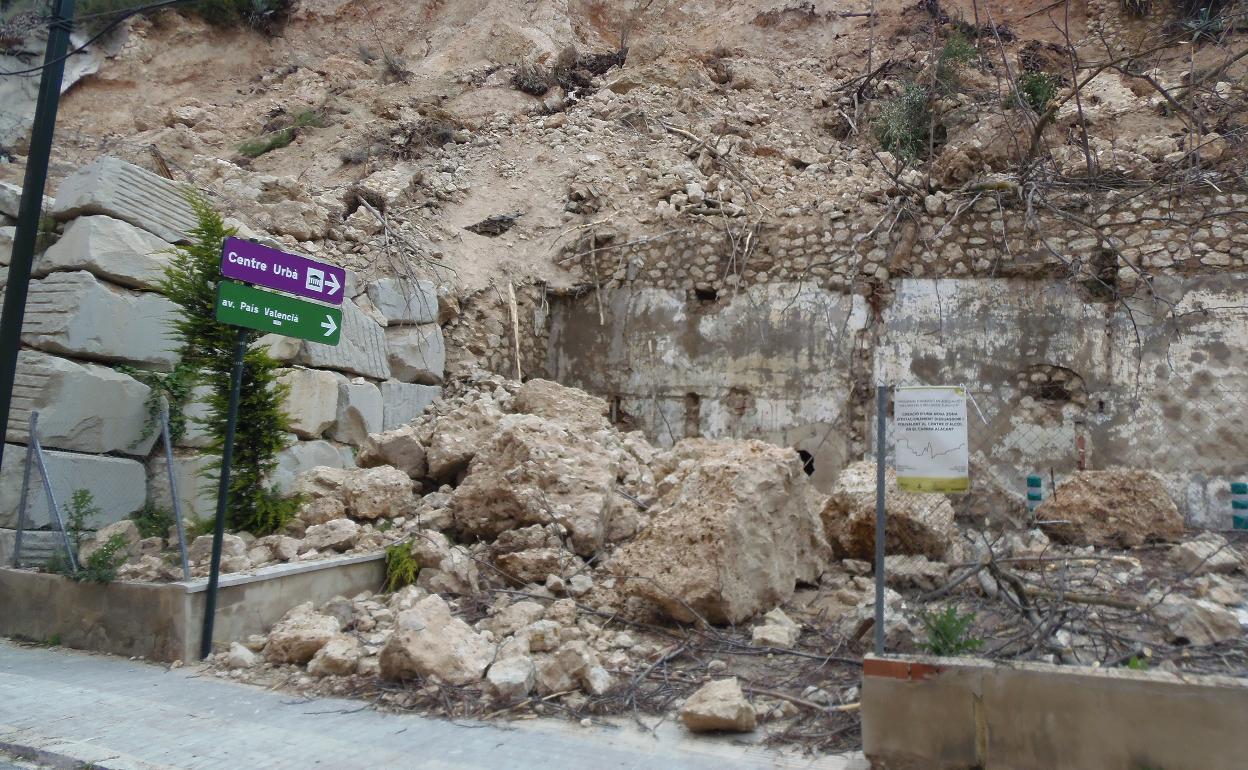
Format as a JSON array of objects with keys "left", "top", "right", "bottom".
[
  {"left": 874, "top": 83, "right": 932, "bottom": 160},
  {"left": 132, "top": 502, "right": 176, "bottom": 540},
  {"left": 1126, "top": 655, "right": 1150, "bottom": 671},
  {"left": 115, "top": 362, "right": 197, "bottom": 445},
  {"left": 187, "top": 516, "right": 217, "bottom": 539},
  {"left": 72, "top": 533, "right": 129, "bottom": 584},
  {"left": 1018, "top": 71, "right": 1058, "bottom": 113},
  {"left": 383, "top": 542, "right": 420, "bottom": 593},
  {"left": 936, "top": 34, "right": 976, "bottom": 92},
  {"left": 238, "top": 127, "right": 295, "bottom": 158},
  {"left": 159, "top": 193, "right": 296, "bottom": 535},
  {"left": 920, "top": 605, "right": 984, "bottom": 656},
  {"left": 236, "top": 109, "right": 328, "bottom": 158},
  {"left": 66, "top": 489, "right": 98, "bottom": 550}
]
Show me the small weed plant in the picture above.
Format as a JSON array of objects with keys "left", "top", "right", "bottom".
[
  {"left": 920, "top": 605, "right": 985, "bottom": 656},
  {"left": 115, "top": 362, "right": 197, "bottom": 445},
  {"left": 238, "top": 128, "right": 294, "bottom": 158},
  {"left": 45, "top": 490, "right": 127, "bottom": 582},
  {"left": 936, "top": 33, "right": 977, "bottom": 92},
  {"left": 74, "top": 534, "right": 129, "bottom": 584},
  {"left": 132, "top": 502, "right": 176, "bottom": 540},
  {"left": 1017, "top": 71, "right": 1058, "bottom": 113},
  {"left": 874, "top": 83, "right": 932, "bottom": 160},
  {"left": 383, "top": 542, "right": 420, "bottom": 593}
]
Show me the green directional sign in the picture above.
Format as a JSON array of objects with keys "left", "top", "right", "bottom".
[{"left": 215, "top": 280, "right": 341, "bottom": 345}]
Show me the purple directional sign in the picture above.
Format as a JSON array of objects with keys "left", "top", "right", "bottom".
[{"left": 220, "top": 236, "right": 345, "bottom": 305}]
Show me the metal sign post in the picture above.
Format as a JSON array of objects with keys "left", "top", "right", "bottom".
[
  {"left": 199, "top": 242, "right": 342, "bottom": 659},
  {"left": 874, "top": 385, "right": 888, "bottom": 656}
]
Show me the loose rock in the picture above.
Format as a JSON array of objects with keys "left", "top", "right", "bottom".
[{"left": 680, "top": 678, "right": 756, "bottom": 733}]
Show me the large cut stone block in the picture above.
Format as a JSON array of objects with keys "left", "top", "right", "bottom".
[
  {"left": 365, "top": 277, "right": 438, "bottom": 325},
  {"left": 0, "top": 444, "right": 146, "bottom": 529},
  {"left": 0, "top": 527, "right": 63, "bottom": 567},
  {"left": 296, "top": 298, "right": 390, "bottom": 380},
  {"left": 0, "top": 181, "right": 52, "bottom": 219},
  {"left": 278, "top": 368, "right": 340, "bottom": 439},
  {"left": 385, "top": 324, "right": 445, "bottom": 384},
  {"left": 147, "top": 452, "right": 217, "bottom": 523},
  {"left": 0, "top": 226, "right": 12, "bottom": 266},
  {"left": 331, "top": 376, "right": 383, "bottom": 446},
  {"left": 8, "top": 350, "right": 155, "bottom": 455},
  {"left": 50, "top": 156, "right": 197, "bottom": 244},
  {"left": 22, "top": 271, "right": 179, "bottom": 369},
  {"left": 272, "top": 440, "right": 355, "bottom": 494},
  {"left": 35, "top": 215, "right": 172, "bottom": 289},
  {"left": 380, "top": 381, "right": 441, "bottom": 430},
  {"left": 177, "top": 385, "right": 215, "bottom": 449}
]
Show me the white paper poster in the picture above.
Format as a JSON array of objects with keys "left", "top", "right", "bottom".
[{"left": 893, "top": 386, "right": 970, "bottom": 493}]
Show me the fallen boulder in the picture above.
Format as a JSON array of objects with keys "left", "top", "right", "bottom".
[
  {"left": 356, "top": 423, "right": 428, "bottom": 478},
  {"left": 343, "top": 466, "right": 415, "bottom": 519},
  {"left": 1036, "top": 470, "right": 1183, "bottom": 547},
  {"left": 610, "top": 439, "right": 830, "bottom": 624},
  {"left": 450, "top": 414, "right": 621, "bottom": 556},
  {"left": 263, "top": 603, "right": 340, "bottom": 664},
  {"left": 426, "top": 397, "right": 504, "bottom": 480},
  {"left": 1170, "top": 532, "right": 1241, "bottom": 576},
  {"left": 1153, "top": 594, "right": 1242, "bottom": 646},
  {"left": 681, "top": 678, "right": 756, "bottom": 733},
  {"left": 821, "top": 462, "right": 956, "bottom": 561},
  {"left": 379, "top": 595, "right": 494, "bottom": 684},
  {"left": 79, "top": 519, "right": 140, "bottom": 563},
  {"left": 307, "top": 635, "right": 364, "bottom": 677},
  {"left": 751, "top": 608, "right": 801, "bottom": 648},
  {"left": 510, "top": 378, "right": 610, "bottom": 433},
  {"left": 485, "top": 654, "right": 536, "bottom": 701},
  {"left": 301, "top": 519, "right": 360, "bottom": 552}
]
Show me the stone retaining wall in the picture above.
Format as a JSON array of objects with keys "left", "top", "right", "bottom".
[
  {"left": 1, "top": 157, "right": 449, "bottom": 554},
  {"left": 558, "top": 189, "right": 1248, "bottom": 299}
]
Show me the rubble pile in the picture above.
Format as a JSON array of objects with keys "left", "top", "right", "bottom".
[{"left": 180, "top": 376, "right": 1248, "bottom": 746}]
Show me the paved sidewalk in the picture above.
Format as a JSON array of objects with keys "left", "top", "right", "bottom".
[{"left": 0, "top": 641, "right": 865, "bottom": 770}]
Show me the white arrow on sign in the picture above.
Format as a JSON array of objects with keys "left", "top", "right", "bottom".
[
  {"left": 324, "top": 272, "right": 341, "bottom": 296},
  {"left": 321, "top": 315, "right": 338, "bottom": 337}
]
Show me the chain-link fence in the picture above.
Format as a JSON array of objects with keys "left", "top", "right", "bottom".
[
  {"left": 10, "top": 404, "right": 190, "bottom": 578},
  {"left": 867, "top": 381, "right": 1248, "bottom": 531},
  {"left": 862, "top": 379, "right": 1248, "bottom": 652}
]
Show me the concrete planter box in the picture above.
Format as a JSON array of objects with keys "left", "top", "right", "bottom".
[
  {"left": 0, "top": 552, "right": 384, "bottom": 662},
  {"left": 862, "top": 654, "right": 1248, "bottom": 770}
]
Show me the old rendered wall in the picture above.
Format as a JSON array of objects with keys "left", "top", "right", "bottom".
[
  {"left": 543, "top": 192, "right": 1248, "bottom": 527},
  {"left": 861, "top": 654, "right": 1248, "bottom": 770},
  {"left": 548, "top": 283, "right": 867, "bottom": 490}
]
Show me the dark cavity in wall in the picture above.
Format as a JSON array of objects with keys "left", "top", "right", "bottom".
[
  {"left": 796, "top": 449, "right": 815, "bottom": 476},
  {"left": 692, "top": 286, "right": 719, "bottom": 303},
  {"left": 684, "top": 392, "right": 701, "bottom": 437}
]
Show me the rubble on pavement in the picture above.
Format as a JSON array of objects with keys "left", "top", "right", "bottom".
[{"left": 126, "top": 374, "right": 1241, "bottom": 748}]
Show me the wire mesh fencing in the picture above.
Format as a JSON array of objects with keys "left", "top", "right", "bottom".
[
  {"left": 867, "top": 380, "right": 1248, "bottom": 534},
  {"left": 862, "top": 379, "right": 1248, "bottom": 652},
  {"left": 10, "top": 404, "right": 190, "bottom": 578}
]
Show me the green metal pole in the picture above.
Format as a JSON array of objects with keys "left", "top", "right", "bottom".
[
  {"left": 0, "top": 0, "right": 77, "bottom": 465},
  {"left": 200, "top": 329, "right": 246, "bottom": 659}
]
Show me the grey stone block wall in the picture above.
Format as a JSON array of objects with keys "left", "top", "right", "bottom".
[{"left": 1, "top": 157, "right": 447, "bottom": 539}]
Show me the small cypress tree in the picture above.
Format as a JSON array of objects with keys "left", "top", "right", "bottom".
[{"left": 160, "top": 193, "right": 297, "bottom": 534}]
